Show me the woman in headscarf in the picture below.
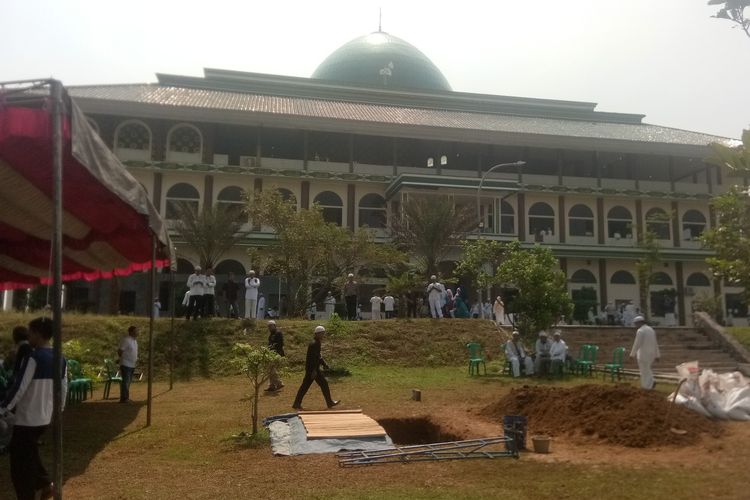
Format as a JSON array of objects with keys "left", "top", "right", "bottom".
[{"left": 453, "top": 286, "right": 470, "bottom": 318}]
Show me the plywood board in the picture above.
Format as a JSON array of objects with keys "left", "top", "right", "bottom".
[{"left": 299, "top": 411, "right": 387, "bottom": 440}]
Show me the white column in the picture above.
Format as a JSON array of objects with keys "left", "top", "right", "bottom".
[{"left": 2, "top": 290, "right": 13, "bottom": 311}]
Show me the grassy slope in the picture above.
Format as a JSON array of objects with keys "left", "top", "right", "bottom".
[
  {"left": 727, "top": 327, "right": 750, "bottom": 351},
  {"left": 0, "top": 313, "right": 508, "bottom": 379}
]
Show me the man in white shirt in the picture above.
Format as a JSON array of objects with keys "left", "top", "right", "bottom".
[
  {"left": 504, "top": 331, "right": 534, "bottom": 377},
  {"left": 118, "top": 326, "right": 139, "bottom": 403},
  {"left": 203, "top": 267, "right": 217, "bottom": 317},
  {"left": 426, "top": 275, "right": 445, "bottom": 319},
  {"left": 630, "top": 316, "right": 661, "bottom": 389},
  {"left": 383, "top": 294, "right": 395, "bottom": 319},
  {"left": 186, "top": 265, "right": 205, "bottom": 320},
  {"left": 244, "top": 270, "right": 261, "bottom": 319},
  {"left": 370, "top": 294, "right": 383, "bottom": 320},
  {"left": 549, "top": 330, "right": 568, "bottom": 375},
  {"left": 257, "top": 293, "right": 266, "bottom": 319},
  {"left": 1, "top": 317, "right": 66, "bottom": 500}
]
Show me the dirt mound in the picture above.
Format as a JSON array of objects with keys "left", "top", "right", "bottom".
[{"left": 481, "top": 384, "right": 723, "bottom": 448}]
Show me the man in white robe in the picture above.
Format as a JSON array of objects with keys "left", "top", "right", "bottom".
[
  {"left": 244, "top": 270, "right": 260, "bottom": 319},
  {"left": 426, "top": 275, "right": 445, "bottom": 319},
  {"left": 630, "top": 316, "right": 661, "bottom": 389},
  {"left": 504, "top": 331, "right": 534, "bottom": 377}
]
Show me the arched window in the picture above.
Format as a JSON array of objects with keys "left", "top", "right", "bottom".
[
  {"left": 646, "top": 208, "right": 671, "bottom": 240},
  {"left": 167, "top": 124, "right": 203, "bottom": 163},
  {"left": 277, "top": 188, "right": 297, "bottom": 206},
  {"left": 500, "top": 200, "right": 515, "bottom": 235},
  {"left": 440, "top": 155, "right": 448, "bottom": 166},
  {"left": 682, "top": 210, "right": 707, "bottom": 241},
  {"left": 650, "top": 272, "right": 673, "bottom": 286},
  {"left": 217, "top": 186, "right": 245, "bottom": 219},
  {"left": 358, "top": 193, "right": 387, "bottom": 229},
  {"left": 314, "top": 191, "right": 343, "bottom": 226},
  {"left": 528, "top": 202, "right": 555, "bottom": 237},
  {"left": 607, "top": 206, "right": 632, "bottom": 239},
  {"left": 610, "top": 270, "right": 636, "bottom": 284},
  {"left": 686, "top": 272, "right": 711, "bottom": 287},
  {"left": 568, "top": 204, "right": 594, "bottom": 237},
  {"left": 114, "top": 120, "right": 151, "bottom": 161},
  {"left": 570, "top": 269, "right": 597, "bottom": 283},
  {"left": 176, "top": 258, "right": 195, "bottom": 274},
  {"left": 215, "top": 259, "right": 246, "bottom": 276},
  {"left": 165, "top": 183, "right": 200, "bottom": 220}
]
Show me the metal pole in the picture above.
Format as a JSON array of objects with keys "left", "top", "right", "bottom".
[
  {"left": 476, "top": 161, "right": 526, "bottom": 319},
  {"left": 169, "top": 263, "right": 175, "bottom": 390},
  {"left": 50, "top": 79, "right": 64, "bottom": 500},
  {"left": 146, "top": 234, "right": 156, "bottom": 426}
]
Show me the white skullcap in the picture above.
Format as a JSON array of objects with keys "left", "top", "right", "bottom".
[
  {"left": 633, "top": 315, "right": 646, "bottom": 323},
  {"left": 248, "top": 270, "right": 256, "bottom": 274},
  {"left": 267, "top": 320, "right": 276, "bottom": 326},
  {"left": 314, "top": 325, "right": 326, "bottom": 333},
  {"left": 430, "top": 275, "right": 437, "bottom": 280},
  {"left": 538, "top": 331, "right": 548, "bottom": 337},
  {"left": 348, "top": 273, "right": 354, "bottom": 278},
  {"left": 553, "top": 330, "right": 561, "bottom": 336},
  {"left": 512, "top": 330, "right": 520, "bottom": 336}
]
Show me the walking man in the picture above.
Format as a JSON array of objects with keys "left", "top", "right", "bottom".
[
  {"left": 426, "top": 275, "right": 445, "bottom": 319},
  {"left": 265, "top": 320, "right": 285, "bottom": 392},
  {"left": 343, "top": 273, "right": 358, "bottom": 320},
  {"left": 118, "top": 326, "right": 139, "bottom": 403},
  {"left": 244, "top": 270, "right": 260, "bottom": 319},
  {"left": 186, "top": 265, "right": 205, "bottom": 320},
  {"left": 1, "top": 317, "right": 66, "bottom": 500},
  {"left": 292, "top": 326, "right": 340, "bottom": 410},
  {"left": 630, "top": 316, "right": 661, "bottom": 390}
]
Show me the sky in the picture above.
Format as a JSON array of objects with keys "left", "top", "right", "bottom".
[{"left": 2, "top": 0, "right": 748, "bottom": 138}]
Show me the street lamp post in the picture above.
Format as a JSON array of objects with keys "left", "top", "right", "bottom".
[{"left": 475, "top": 161, "right": 525, "bottom": 318}]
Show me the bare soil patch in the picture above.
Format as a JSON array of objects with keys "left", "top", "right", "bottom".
[
  {"left": 377, "top": 417, "right": 464, "bottom": 445},
  {"left": 480, "top": 384, "right": 723, "bottom": 448}
]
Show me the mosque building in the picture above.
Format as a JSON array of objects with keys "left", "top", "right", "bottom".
[{"left": 5, "top": 30, "right": 745, "bottom": 325}]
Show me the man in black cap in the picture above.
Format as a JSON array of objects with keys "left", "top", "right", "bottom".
[{"left": 292, "top": 326, "right": 340, "bottom": 410}]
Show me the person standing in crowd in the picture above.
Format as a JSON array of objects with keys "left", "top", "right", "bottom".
[
  {"left": 257, "top": 293, "right": 266, "bottom": 319},
  {"left": 605, "top": 301, "right": 617, "bottom": 326},
  {"left": 264, "top": 320, "right": 285, "bottom": 392},
  {"left": 470, "top": 302, "right": 480, "bottom": 319},
  {"left": 443, "top": 287, "right": 454, "bottom": 318},
  {"left": 534, "top": 331, "right": 552, "bottom": 376},
  {"left": 292, "top": 326, "right": 340, "bottom": 410},
  {"left": 244, "top": 270, "right": 260, "bottom": 319},
  {"left": 222, "top": 272, "right": 240, "bottom": 318},
  {"left": 152, "top": 299, "right": 161, "bottom": 319},
  {"left": 426, "top": 275, "right": 445, "bottom": 319},
  {"left": 307, "top": 302, "right": 317, "bottom": 321},
  {"left": 1, "top": 317, "right": 67, "bottom": 500},
  {"left": 493, "top": 296, "right": 505, "bottom": 326},
  {"left": 504, "top": 331, "right": 534, "bottom": 377},
  {"left": 323, "top": 291, "right": 336, "bottom": 320},
  {"left": 383, "top": 293, "right": 395, "bottom": 319},
  {"left": 117, "top": 326, "right": 139, "bottom": 403},
  {"left": 186, "top": 265, "right": 205, "bottom": 320},
  {"left": 370, "top": 294, "right": 383, "bottom": 320},
  {"left": 549, "top": 330, "right": 568, "bottom": 375},
  {"left": 482, "top": 300, "right": 492, "bottom": 321},
  {"left": 9, "top": 326, "right": 32, "bottom": 386},
  {"left": 202, "top": 267, "right": 216, "bottom": 317},
  {"left": 630, "top": 316, "right": 661, "bottom": 389},
  {"left": 343, "top": 273, "right": 358, "bottom": 320}
]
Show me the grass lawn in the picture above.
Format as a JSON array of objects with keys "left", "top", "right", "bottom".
[
  {"left": 1, "top": 365, "right": 748, "bottom": 499},
  {"left": 728, "top": 327, "right": 750, "bottom": 351}
]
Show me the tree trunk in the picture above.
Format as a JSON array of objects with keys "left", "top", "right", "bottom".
[{"left": 251, "top": 382, "right": 259, "bottom": 435}]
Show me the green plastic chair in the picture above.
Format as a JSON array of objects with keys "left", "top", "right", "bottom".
[
  {"left": 101, "top": 358, "right": 122, "bottom": 400},
  {"left": 574, "top": 345, "right": 590, "bottom": 375},
  {"left": 466, "top": 342, "right": 487, "bottom": 376},
  {"left": 576, "top": 344, "right": 599, "bottom": 376},
  {"left": 68, "top": 359, "right": 94, "bottom": 401},
  {"left": 602, "top": 347, "right": 626, "bottom": 382}
]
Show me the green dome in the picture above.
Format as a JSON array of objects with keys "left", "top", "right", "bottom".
[{"left": 312, "top": 32, "right": 451, "bottom": 92}]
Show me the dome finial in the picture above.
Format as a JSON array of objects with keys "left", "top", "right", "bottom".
[{"left": 378, "top": 8, "right": 382, "bottom": 32}]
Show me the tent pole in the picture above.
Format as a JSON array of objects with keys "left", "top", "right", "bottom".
[
  {"left": 169, "top": 264, "right": 175, "bottom": 390},
  {"left": 50, "top": 79, "right": 64, "bottom": 500},
  {"left": 146, "top": 234, "right": 156, "bottom": 426}
]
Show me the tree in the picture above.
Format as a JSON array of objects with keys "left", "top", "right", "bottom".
[
  {"left": 454, "top": 239, "right": 507, "bottom": 314},
  {"left": 248, "top": 189, "right": 401, "bottom": 316},
  {"left": 386, "top": 267, "right": 424, "bottom": 318},
  {"left": 709, "top": 0, "right": 750, "bottom": 39},
  {"left": 172, "top": 202, "right": 249, "bottom": 269},
  {"left": 635, "top": 230, "right": 662, "bottom": 320},
  {"left": 494, "top": 241, "right": 573, "bottom": 337},
  {"left": 390, "top": 196, "right": 475, "bottom": 275},
  {"left": 232, "top": 344, "right": 283, "bottom": 435}
]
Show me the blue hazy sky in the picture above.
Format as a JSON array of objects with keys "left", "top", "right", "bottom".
[{"left": 2, "top": 0, "right": 748, "bottom": 138}]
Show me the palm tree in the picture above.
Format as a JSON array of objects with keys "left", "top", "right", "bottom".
[
  {"left": 172, "top": 202, "right": 249, "bottom": 269},
  {"left": 390, "top": 196, "right": 475, "bottom": 275}
]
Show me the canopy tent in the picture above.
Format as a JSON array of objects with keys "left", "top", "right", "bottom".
[{"left": 0, "top": 79, "right": 172, "bottom": 500}]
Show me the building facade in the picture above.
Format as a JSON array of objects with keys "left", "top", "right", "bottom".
[{"left": 3, "top": 31, "right": 746, "bottom": 324}]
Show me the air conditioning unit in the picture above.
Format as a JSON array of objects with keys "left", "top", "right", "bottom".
[
  {"left": 239, "top": 156, "right": 256, "bottom": 168},
  {"left": 212, "top": 154, "right": 229, "bottom": 166},
  {"left": 684, "top": 287, "right": 695, "bottom": 296}
]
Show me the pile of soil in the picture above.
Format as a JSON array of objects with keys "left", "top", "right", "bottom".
[{"left": 481, "top": 384, "right": 723, "bottom": 448}]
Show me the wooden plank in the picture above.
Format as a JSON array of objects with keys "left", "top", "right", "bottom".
[
  {"left": 299, "top": 410, "right": 387, "bottom": 439},
  {"left": 297, "top": 409, "right": 362, "bottom": 415}
]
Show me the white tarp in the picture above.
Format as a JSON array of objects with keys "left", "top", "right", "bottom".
[{"left": 671, "top": 361, "right": 750, "bottom": 421}]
